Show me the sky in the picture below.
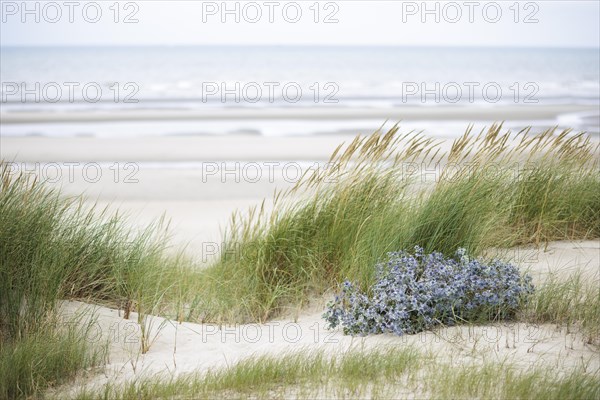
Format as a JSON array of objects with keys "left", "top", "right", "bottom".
[{"left": 1, "top": 0, "right": 599, "bottom": 48}]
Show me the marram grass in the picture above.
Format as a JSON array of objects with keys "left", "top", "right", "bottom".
[
  {"left": 0, "top": 165, "right": 196, "bottom": 341},
  {"left": 71, "top": 346, "right": 599, "bottom": 400},
  {"left": 0, "top": 314, "right": 106, "bottom": 400},
  {"left": 523, "top": 271, "right": 600, "bottom": 344},
  {"left": 195, "top": 125, "right": 600, "bottom": 323},
  {"left": 72, "top": 346, "right": 422, "bottom": 399},
  {"left": 0, "top": 164, "right": 198, "bottom": 399}
]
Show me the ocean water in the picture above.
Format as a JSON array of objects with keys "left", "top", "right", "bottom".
[{"left": 1, "top": 46, "right": 599, "bottom": 136}]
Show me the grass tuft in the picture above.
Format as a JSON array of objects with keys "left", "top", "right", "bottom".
[
  {"left": 0, "top": 164, "right": 196, "bottom": 398},
  {"left": 523, "top": 271, "right": 600, "bottom": 344}
]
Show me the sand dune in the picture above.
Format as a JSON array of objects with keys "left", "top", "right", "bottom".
[{"left": 55, "top": 240, "right": 599, "bottom": 396}]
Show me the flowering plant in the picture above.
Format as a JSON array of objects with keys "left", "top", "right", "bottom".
[{"left": 324, "top": 247, "right": 534, "bottom": 336}]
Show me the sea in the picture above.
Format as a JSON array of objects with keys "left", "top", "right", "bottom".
[{"left": 1, "top": 46, "right": 599, "bottom": 137}]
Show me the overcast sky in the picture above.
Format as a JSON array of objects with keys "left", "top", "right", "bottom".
[{"left": 1, "top": 1, "right": 599, "bottom": 47}]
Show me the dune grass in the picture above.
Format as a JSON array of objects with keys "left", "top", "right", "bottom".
[
  {"left": 72, "top": 346, "right": 422, "bottom": 399},
  {"left": 194, "top": 125, "right": 600, "bottom": 323},
  {"left": 0, "top": 164, "right": 196, "bottom": 339},
  {"left": 0, "top": 316, "right": 106, "bottom": 400},
  {"left": 523, "top": 271, "right": 600, "bottom": 344},
  {"left": 0, "top": 164, "right": 198, "bottom": 398},
  {"left": 430, "top": 361, "right": 599, "bottom": 400},
  {"left": 71, "top": 346, "right": 599, "bottom": 400}
]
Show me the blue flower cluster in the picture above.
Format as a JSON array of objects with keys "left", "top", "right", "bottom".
[{"left": 324, "top": 247, "right": 534, "bottom": 336}]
